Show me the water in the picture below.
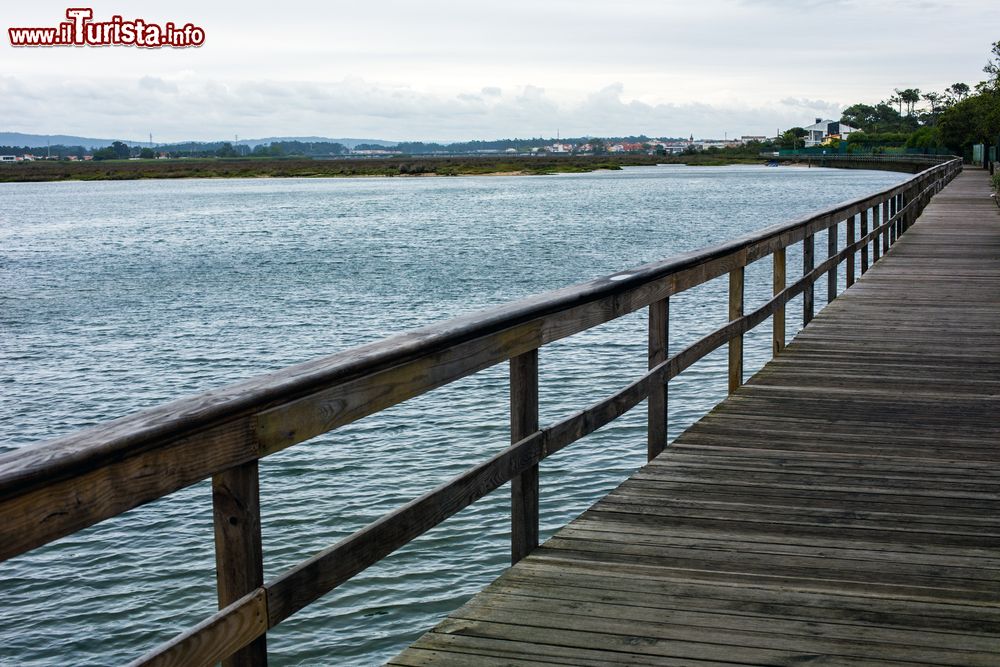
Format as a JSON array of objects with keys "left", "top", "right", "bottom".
[{"left": 0, "top": 165, "right": 906, "bottom": 666}]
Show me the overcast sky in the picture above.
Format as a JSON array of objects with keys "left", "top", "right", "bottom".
[{"left": 2, "top": 0, "right": 998, "bottom": 142}]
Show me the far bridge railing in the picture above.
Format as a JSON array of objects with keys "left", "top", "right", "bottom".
[{"left": 0, "top": 157, "right": 962, "bottom": 666}]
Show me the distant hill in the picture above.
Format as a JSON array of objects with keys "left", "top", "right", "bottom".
[
  {"left": 0, "top": 132, "right": 133, "bottom": 149},
  {"left": 237, "top": 136, "right": 396, "bottom": 149},
  {"left": 0, "top": 132, "right": 396, "bottom": 150}
]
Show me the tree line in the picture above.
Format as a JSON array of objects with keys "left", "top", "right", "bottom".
[{"left": 779, "top": 40, "right": 999, "bottom": 156}]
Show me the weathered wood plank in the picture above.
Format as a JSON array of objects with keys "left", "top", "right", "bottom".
[
  {"left": 727, "top": 267, "right": 743, "bottom": 393},
  {"left": 212, "top": 461, "right": 267, "bottom": 667},
  {"left": 646, "top": 298, "right": 669, "bottom": 461},
  {"left": 128, "top": 589, "right": 267, "bottom": 667},
  {"left": 802, "top": 232, "right": 815, "bottom": 324},
  {"left": 827, "top": 221, "right": 838, "bottom": 302},
  {"left": 510, "top": 350, "right": 539, "bottom": 564},
  {"left": 861, "top": 207, "right": 870, "bottom": 273},
  {"left": 772, "top": 247, "right": 786, "bottom": 355}
]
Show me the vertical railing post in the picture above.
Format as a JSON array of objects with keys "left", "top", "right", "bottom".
[
  {"left": 510, "top": 349, "right": 539, "bottom": 565},
  {"left": 889, "top": 195, "right": 897, "bottom": 245},
  {"left": 872, "top": 203, "right": 881, "bottom": 263},
  {"left": 883, "top": 197, "right": 892, "bottom": 252},
  {"left": 213, "top": 461, "right": 267, "bottom": 667},
  {"left": 826, "top": 221, "right": 838, "bottom": 303},
  {"left": 895, "top": 193, "right": 903, "bottom": 238},
  {"left": 728, "top": 267, "right": 744, "bottom": 393},
  {"left": 647, "top": 298, "right": 669, "bottom": 461},
  {"left": 904, "top": 188, "right": 909, "bottom": 228},
  {"left": 846, "top": 215, "right": 856, "bottom": 288},
  {"left": 803, "top": 233, "right": 815, "bottom": 326},
  {"left": 773, "top": 248, "right": 786, "bottom": 356},
  {"left": 860, "top": 208, "right": 869, "bottom": 274},
  {"left": 908, "top": 185, "right": 915, "bottom": 229}
]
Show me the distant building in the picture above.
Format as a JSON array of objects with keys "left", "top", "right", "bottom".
[
  {"left": 740, "top": 135, "right": 767, "bottom": 144},
  {"left": 608, "top": 142, "right": 646, "bottom": 153},
  {"left": 803, "top": 118, "right": 857, "bottom": 147},
  {"left": 0, "top": 155, "right": 16, "bottom": 162},
  {"left": 695, "top": 140, "right": 735, "bottom": 151},
  {"left": 351, "top": 148, "right": 402, "bottom": 156}
]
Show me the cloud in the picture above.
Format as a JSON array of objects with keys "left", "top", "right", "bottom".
[
  {"left": 0, "top": 74, "right": 854, "bottom": 142},
  {"left": 778, "top": 97, "right": 845, "bottom": 117},
  {"left": 138, "top": 75, "right": 179, "bottom": 94}
]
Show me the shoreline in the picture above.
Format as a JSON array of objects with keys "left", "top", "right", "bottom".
[{"left": 0, "top": 155, "right": 766, "bottom": 184}]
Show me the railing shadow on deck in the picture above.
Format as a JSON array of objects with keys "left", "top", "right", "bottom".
[{"left": 0, "top": 157, "right": 962, "bottom": 666}]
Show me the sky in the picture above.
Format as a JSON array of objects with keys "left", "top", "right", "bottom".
[{"left": 1, "top": 0, "right": 998, "bottom": 143}]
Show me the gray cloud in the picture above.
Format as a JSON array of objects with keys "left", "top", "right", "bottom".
[
  {"left": 0, "top": 74, "right": 835, "bottom": 141},
  {"left": 138, "top": 76, "right": 179, "bottom": 94},
  {"left": 3, "top": 0, "right": 994, "bottom": 141}
]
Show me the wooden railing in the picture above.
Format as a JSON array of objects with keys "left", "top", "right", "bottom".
[{"left": 0, "top": 157, "right": 962, "bottom": 666}]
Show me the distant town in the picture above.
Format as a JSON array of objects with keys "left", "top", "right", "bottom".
[{"left": 0, "top": 121, "right": 848, "bottom": 164}]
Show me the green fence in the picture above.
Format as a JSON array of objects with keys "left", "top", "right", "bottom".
[{"left": 779, "top": 146, "right": 953, "bottom": 157}]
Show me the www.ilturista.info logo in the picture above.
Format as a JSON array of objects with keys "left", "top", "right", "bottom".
[{"left": 8, "top": 8, "right": 205, "bottom": 48}]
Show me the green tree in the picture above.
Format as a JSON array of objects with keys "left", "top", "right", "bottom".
[
  {"left": 873, "top": 102, "right": 903, "bottom": 133},
  {"left": 921, "top": 91, "right": 945, "bottom": 125},
  {"left": 139, "top": 148, "right": 156, "bottom": 159},
  {"left": 216, "top": 142, "right": 238, "bottom": 158},
  {"left": 890, "top": 92, "right": 903, "bottom": 118},
  {"left": 983, "top": 40, "right": 1000, "bottom": 90},
  {"left": 946, "top": 82, "right": 970, "bottom": 103},
  {"left": 939, "top": 89, "right": 1000, "bottom": 155},
  {"left": 779, "top": 127, "right": 807, "bottom": 149},
  {"left": 905, "top": 126, "right": 942, "bottom": 149},
  {"left": 936, "top": 40, "right": 1000, "bottom": 155},
  {"left": 899, "top": 88, "right": 921, "bottom": 116},
  {"left": 841, "top": 103, "right": 878, "bottom": 132},
  {"left": 111, "top": 141, "right": 130, "bottom": 159}
]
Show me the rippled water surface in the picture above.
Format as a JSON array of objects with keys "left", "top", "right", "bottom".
[{"left": 0, "top": 165, "right": 906, "bottom": 666}]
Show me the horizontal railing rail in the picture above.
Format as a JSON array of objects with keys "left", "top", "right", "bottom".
[{"left": 0, "top": 157, "right": 962, "bottom": 667}]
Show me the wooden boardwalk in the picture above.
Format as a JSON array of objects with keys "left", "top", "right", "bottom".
[{"left": 390, "top": 169, "right": 1000, "bottom": 666}]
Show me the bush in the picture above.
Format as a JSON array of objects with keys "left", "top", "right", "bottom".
[{"left": 905, "top": 126, "right": 943, "bottom": 149}]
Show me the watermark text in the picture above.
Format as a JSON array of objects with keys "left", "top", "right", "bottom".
[{"left": 9, "top": 8, "right": 205, "bottom": 48}]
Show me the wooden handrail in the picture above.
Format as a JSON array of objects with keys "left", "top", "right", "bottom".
[{"left": 0, "top": 157, "right": 962, "bottom": 667}]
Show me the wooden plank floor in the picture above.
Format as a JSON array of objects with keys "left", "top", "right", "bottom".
[{"left": 389, "top": 169, "right": 1000, "bottom": 666}]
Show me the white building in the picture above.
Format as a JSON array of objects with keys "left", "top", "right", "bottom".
[{"left": 802, "top": 118, "right": 858, "bottom": 147}]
